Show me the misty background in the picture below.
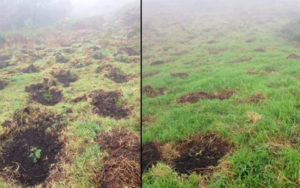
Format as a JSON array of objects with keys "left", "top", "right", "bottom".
[
  {"left": 0, "top": 0, "right": 139, "bottom": 30},
  {"left": 143, "top": 0, "right": 300, "bottom": 45}
]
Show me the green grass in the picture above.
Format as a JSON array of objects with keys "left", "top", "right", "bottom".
[
  {"left": 0, "top": 13, "right": 140, "bottom": 187},
  {"left": 142, "top": 8, "right": 300, "bottom": 188}
]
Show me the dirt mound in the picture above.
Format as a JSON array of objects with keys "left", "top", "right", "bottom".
[
  {"left": 25, "top": 80, "right": 62, "bottom": 106},
  {"left": 142, "top": 142, "right": 162, "bottom": 173},
  {"left": 209, "top": 48, "right": 226, "bottom": 55},
  {"left": 142, "top": 85, "right": 166, "bottom": 98},
  {"left": 90, "top": 90, "right": 130, "bottom": 119},
  {"left": 286, "top": 53, "right": 300, "bottom": 59},
  {"left": 142, "top": 71, "right": 159, "bottom": 78},
  {"left": 22, "top": 64, "right": 40, "bottom": 73},
  {"left": 253, "top": 48, "right": 266, "bottom": 52},
  {"left": 92, "top": 129, "right": 140, "bottom": 188},
  {"left": 92, "top": 53, "right": 103, "bottom": 60},
  {"left": 174, "top": 133, "right": 232, "bottom": 175},
  {"left": 0, "top": 55, "right": 11, "bottom": 61},
  {"left": 105, "top": 67, "right": 130, "bottom": 83},
  {"left": 150, "top": 61, "right": 166, "bottom": 66},
  {"left": 0, "top": 62, "right": 12, "bottom": 69},
  {"left": 96, "top": 128, "right": 140, "bottom": 162},
  {"left": 171, "top": 73, "right": 188, "bottom": 78},
  {"left": 177, "top": 90, "right": 235, "bottom": 103},
  {"left": 95, "top": 64, "right": 114, "bottom": 73},
  {"left": 207, "top": 40, "right": 216, "bottom": 44},
  {"left": 0, "top": 107, "right": 64, "bottom": 186},
  {"left": 51, "top": 69, "right": 78, "bottom": 87},
  {"left": 232, "top": 57, "right": 252, "bottom": 63},
  {"left": 246, "top": 93, "right": 267, "bottom": 104},
  {"left": 247, "top": 70, "right": 260, "bottom": 75},
  {"left": 91, "top": 156, "right": 140, "bottom": 188},
  {"left": 0, "top": 80, "right": 8, "bottom": 90},
  {"left": 55, "top": 53, "right": 69, "bottom": 63},
  {"left": 245, "top": 38, "right": 256, "bottom": 43},
  {"left": 72, "top": 59, "right": 92, "bottom": 68},
  {"left": 119, "top": 47, "right": 139, "bottom": 56}
]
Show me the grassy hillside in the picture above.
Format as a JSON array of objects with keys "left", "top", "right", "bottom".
[
  {"left": 0, "top": 9, "right": 140, "bottom": 188},
  {"left": 142, "top": 2, "right": 300, "bottom": 187}
]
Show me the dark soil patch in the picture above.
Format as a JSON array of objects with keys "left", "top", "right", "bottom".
[
  {"left": 51, "top": 69, "right": 78, "bottom": 87},
  {"left": 92, "top": 128, "right": 140, "bottom": 188},
  {"left": 62, "top": 48, "right": 75, "bottom": 54},
  {"left": 232, "top": 57, "right": 252, "bottom": 63},
  {"left": 25, "top": 81, "right": 62, "bottom": 106},
  {"left": 105, "top": 67, "right": 130, "bottom": 83},
  {"left": 90, "top": 90, "right": 130, "bottom": 119},
  {"left": 247, "top": 70, "right": 260, "bottom": 75},
  {"left": 95, "top": 64, "right": 114, "bottom": 73},
  {"left": 55, "top": 53, "right": 69, "bottom": 63},
  {"left": 245, "top": 38, "right": 256, "bottom": 43},
  {"left": 150, "top": 61, "right": 166, "bottom": 66},
  {"left": 121, "top": 47, "right": 139, "bottom": 56},
  {"left": 1, "top": 120, "right": 11, "bottom": 127},
  {"left": 142, "top": 85, "right": 167, "bottom": 98},
  {"left": 22, "top": 64, "right": 40, "bottom": 73},
  {"left": 177, "top": 90, "right": 235, "bottom": 103},
  {"left": 0, "top": 80, "right": 8, "bottom": 90},
  {"left": 209, "top": 48, "right": 226, "bottom": 55},
  {"left": 71, "top": 95, "right": 87, "bottom": 103},
  {"left": 0, "top": 55, "right": 11, "bottom": 61},
  {"left": 286, "top": 53, "right": 300, "bottom": 59},
  {"left": 72, "top": 60, "right": 92, "bottom": 68},
  {"left": 171, "top": 72, "right": 189, "bottom": 78},
  {"left": 96, "top": 128, "right": 140, "bottom": 162},
  {"left": 0, "top": 62, "right": 12, "bottom": 69},
  {"left": 246, "top": 93, "right": 267, "bottom": 104},
  {"left": 207, "top": 40, "right": 216, "bottom": 44},
  {"left": 91, "top": 156, "right": 140, "bottom": 188},
  {"left": 0, "top": 107, "right": 64, "bottom": 186},
  {"left": 142, "top": 71, "right": 159, "bottom": 78},
  {"left": 92, "top": 53, "right": 103, "bottom": 60},
  {"left": 253, "top": 48, "right": 266, "bottom": 52},
  {"left": 173, "top": 133, "right": 232, "bottom": 175},
  {"left": 142, "top": 142, "right": 162, "bottom": 173}
]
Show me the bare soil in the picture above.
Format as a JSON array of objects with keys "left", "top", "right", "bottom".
[
  {"left": 51, "top": 69, "right": 78, "bottom": 87},
  {"left": 142, "top": 71, "right": 160, "bottom": 78},
  {"left": 104, "top": 67, "right": 131, "bottom": 83},
  {"left": 0, "top": 80, "right": 8, "bottom": 90},
  {"left": 22, "top": 64, "right": 40, "bottom": 73},
  {"left": 246, "top": 93, "right": 268, "bottom": 104},
  {"left": 90, "top": 90, "right": 130, "bottom": 119},
  {"left": 142, "top": 142, "right": 162, "bottom": 173},
  {"left": 171, "top": 72, "right": 189, "bottom": 78},
  {"left": 177, "top": 90, "right": 235, "bottom": 103},
  {"left": 142, "top": 85, "right": 167, "bottom": 98},
  {"left": 92, "top": 128, "right": 140, "bottom": 188},
  {"left": 150, "top": 61, "right": 166, "bottom": 66},
  {"left": 0, "top": 107, "right": 64, "bottom": 186},
  {"left": 286, "top": 53, "right": 300, "bottom": 59},
  {"left": 173, "top": 133, "right": 232, "bottom": 175},
  {"left": 25, "top": 80, "right": 62, "bottom": 106}
]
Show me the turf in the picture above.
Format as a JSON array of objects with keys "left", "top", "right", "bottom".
[
  {"left": 0, "top": 9, "right": 140, "bottom": 187},
  {"left": 142, "top": 1, "right": 300, "bottom": 187}
]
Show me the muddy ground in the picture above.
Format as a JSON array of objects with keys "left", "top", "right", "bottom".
[{"left": 0, "top": 107, "right": 65, "bottom": 186}]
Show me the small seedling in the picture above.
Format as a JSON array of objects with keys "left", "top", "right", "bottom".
[
  {"left": 43, "top": 91, "right": 53, "bottom": 102},
  {"left": 114, "top": 97, "right": 123, "bottom": 108},
  {"left": 29, "top": 146, "right": 42, "bottom": 163}
]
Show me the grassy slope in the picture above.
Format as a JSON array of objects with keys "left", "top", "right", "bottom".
[
  {"left": 0, "top": 15, "right": 140, "bottom": 187},
  {"left": 142, "top": 7, "right": 300, "bottom": 188}
]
